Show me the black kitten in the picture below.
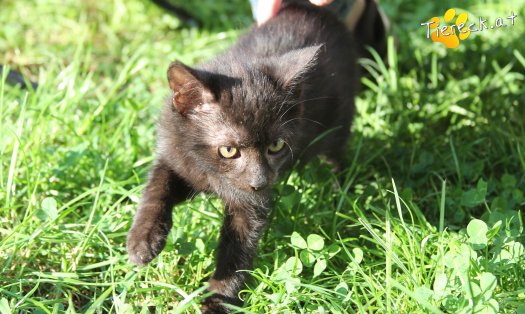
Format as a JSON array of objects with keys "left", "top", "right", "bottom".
[{"left": 127, "top": 1, "right": 358, "bottom": 312}]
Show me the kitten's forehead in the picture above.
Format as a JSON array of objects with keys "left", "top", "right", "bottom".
[
  {"left": 222, "top": 75, "right": 287, "bottom": 143},
  {"left": 191, "top": 65, "right": 295, "bottom": 146},
  {"left": 196, "top": 107, "right": 284, "bottom": 148},
  {"left": 239, "top": 70, "right": 286, "bottom": 112},
  {"left": 211, "top": 111, "right": 277, "bottom": 146}
]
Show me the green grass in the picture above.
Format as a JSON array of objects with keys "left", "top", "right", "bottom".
[{"left": 1, "top": 0, "right": 524, "bottom": 313}]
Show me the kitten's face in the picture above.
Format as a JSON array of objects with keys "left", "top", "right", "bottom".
[
  {"left": 182, "top": 78, "right": 298, "bottom": 199},
  {"left": 165, "top": 46, "right": 320, "bottom": 202}
]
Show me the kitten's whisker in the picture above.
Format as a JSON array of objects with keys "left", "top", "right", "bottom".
[
  {"left": 283, "top": 96, "right": 333, "bottom": 111},
  {"left": 284, "top": 140, "right": 294, "bottom": 162},
  {"left": 277, "top": 95, "right": 333, "bottom": 121},
  {"left": 188, "top": 190, "right": 199, "bottom": 200},
  {"left": 280, "top": 117, "right": 323, "bottom": 128},
  {"left": 277, "top": 101, "right": 301, "bottom": 121},
  {"left": 293, "top": 96, "right": 334, "bottom": 104}
]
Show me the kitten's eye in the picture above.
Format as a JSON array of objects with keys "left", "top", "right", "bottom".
[
  {"left": 218, "top": 146, "right": 240, "bottom": 159},
  {"left": 268, "top": 138, "right": 285, "bottom": 154}
]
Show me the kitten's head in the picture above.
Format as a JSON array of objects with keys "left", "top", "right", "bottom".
[{"left": 163, "top": 46, "right": 320, "bottom": 204}]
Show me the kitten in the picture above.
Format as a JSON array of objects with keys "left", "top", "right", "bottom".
[{"left": 127, "top": 1, "right": 358, "bottom": 312}]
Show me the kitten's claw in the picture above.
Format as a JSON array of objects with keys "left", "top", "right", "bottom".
[{"left": 126, "top": 223, "right": 169, "bottom": 265}]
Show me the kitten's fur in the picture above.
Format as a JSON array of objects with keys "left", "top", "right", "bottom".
[{"left": 127, "top": 1, "right": 358, "bottom": 312}]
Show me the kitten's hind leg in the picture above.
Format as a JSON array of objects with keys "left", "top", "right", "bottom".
[
  {"left": 202, "top": 204, "right": 269, "bottom": 313},
  {"left": 127, "top": 160, "right": 192, "bottom": 265}
]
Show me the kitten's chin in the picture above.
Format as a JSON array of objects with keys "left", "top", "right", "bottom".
[{"left": 213, "top": 184, "right": 271, "bottom": 210}]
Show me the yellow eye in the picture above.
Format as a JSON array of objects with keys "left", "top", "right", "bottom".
[
  {"left": 218, "top": 146, "right": 240, "bottom": 159},
  {"left": 268, "top": 138, "right": 285, "bottom": 154}
]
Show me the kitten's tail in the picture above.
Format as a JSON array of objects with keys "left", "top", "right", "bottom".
[
  {"left": 0, "top": 65, "right": 38, "bottom": 90},
  {"left": 150, "top": 0, "right": 200, "bottom": 27}
]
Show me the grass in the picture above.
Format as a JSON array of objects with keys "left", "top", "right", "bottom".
[{"left": 1, "top": 0, "right": 524, "bottom": 313}]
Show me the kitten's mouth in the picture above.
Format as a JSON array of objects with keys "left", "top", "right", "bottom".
[
  {"left": 248, "top": 186, "right": 272, "bottom": 194},
  {"left": 237, "top": 182, "right": 273, "bottom": 195}
]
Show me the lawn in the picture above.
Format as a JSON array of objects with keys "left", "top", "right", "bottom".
[{"left": 1, "top": 0, "right": 524, "bottom": 313}]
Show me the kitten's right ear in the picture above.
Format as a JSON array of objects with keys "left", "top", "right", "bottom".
[
  {"left": 167, "top": 61, "right": 214, "bottom": 115},
  {"left": 265, "top": 45, "right": 323, "bottom": 88}
]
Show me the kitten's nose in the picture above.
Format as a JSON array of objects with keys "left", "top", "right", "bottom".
[{"left": 250, "top": 176, "right": 269, "bottom": 191}]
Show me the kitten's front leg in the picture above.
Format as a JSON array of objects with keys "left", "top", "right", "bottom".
[
  {"left": 127, "top": 160, "right": 192, "bottom": 265},
  {"left": 202, "top": 203, "right": 269, "bottom": 314}
]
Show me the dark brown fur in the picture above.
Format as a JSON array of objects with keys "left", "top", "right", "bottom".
[{"left": 127, "top": 2, "right": 358, "bottom": 313}]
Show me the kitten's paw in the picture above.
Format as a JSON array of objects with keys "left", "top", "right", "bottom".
[
  {"left": 126, "top": 223, "right": 169, "bottom": 265},
  {"left": 201, "top": 296, "right": 231, "bottom": 314}
]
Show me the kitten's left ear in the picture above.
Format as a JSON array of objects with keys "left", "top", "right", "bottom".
[
  {"left": 266, "top": 44, "right": 323, "bottom": 88},
  {"left": 167, "top": 61, "right": 215, "bottom": 115}
]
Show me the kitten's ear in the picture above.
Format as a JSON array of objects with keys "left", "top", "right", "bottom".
[
  {"left": 266, "top": 44, "right": 322, "bottom": 88},
  {"left": 167, "top": 61, "right": 214, "bottom": 115}
]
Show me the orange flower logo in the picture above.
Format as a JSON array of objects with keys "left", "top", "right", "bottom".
[{"left": 421, "top": 9, "right": 518, "bottom": 49}]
